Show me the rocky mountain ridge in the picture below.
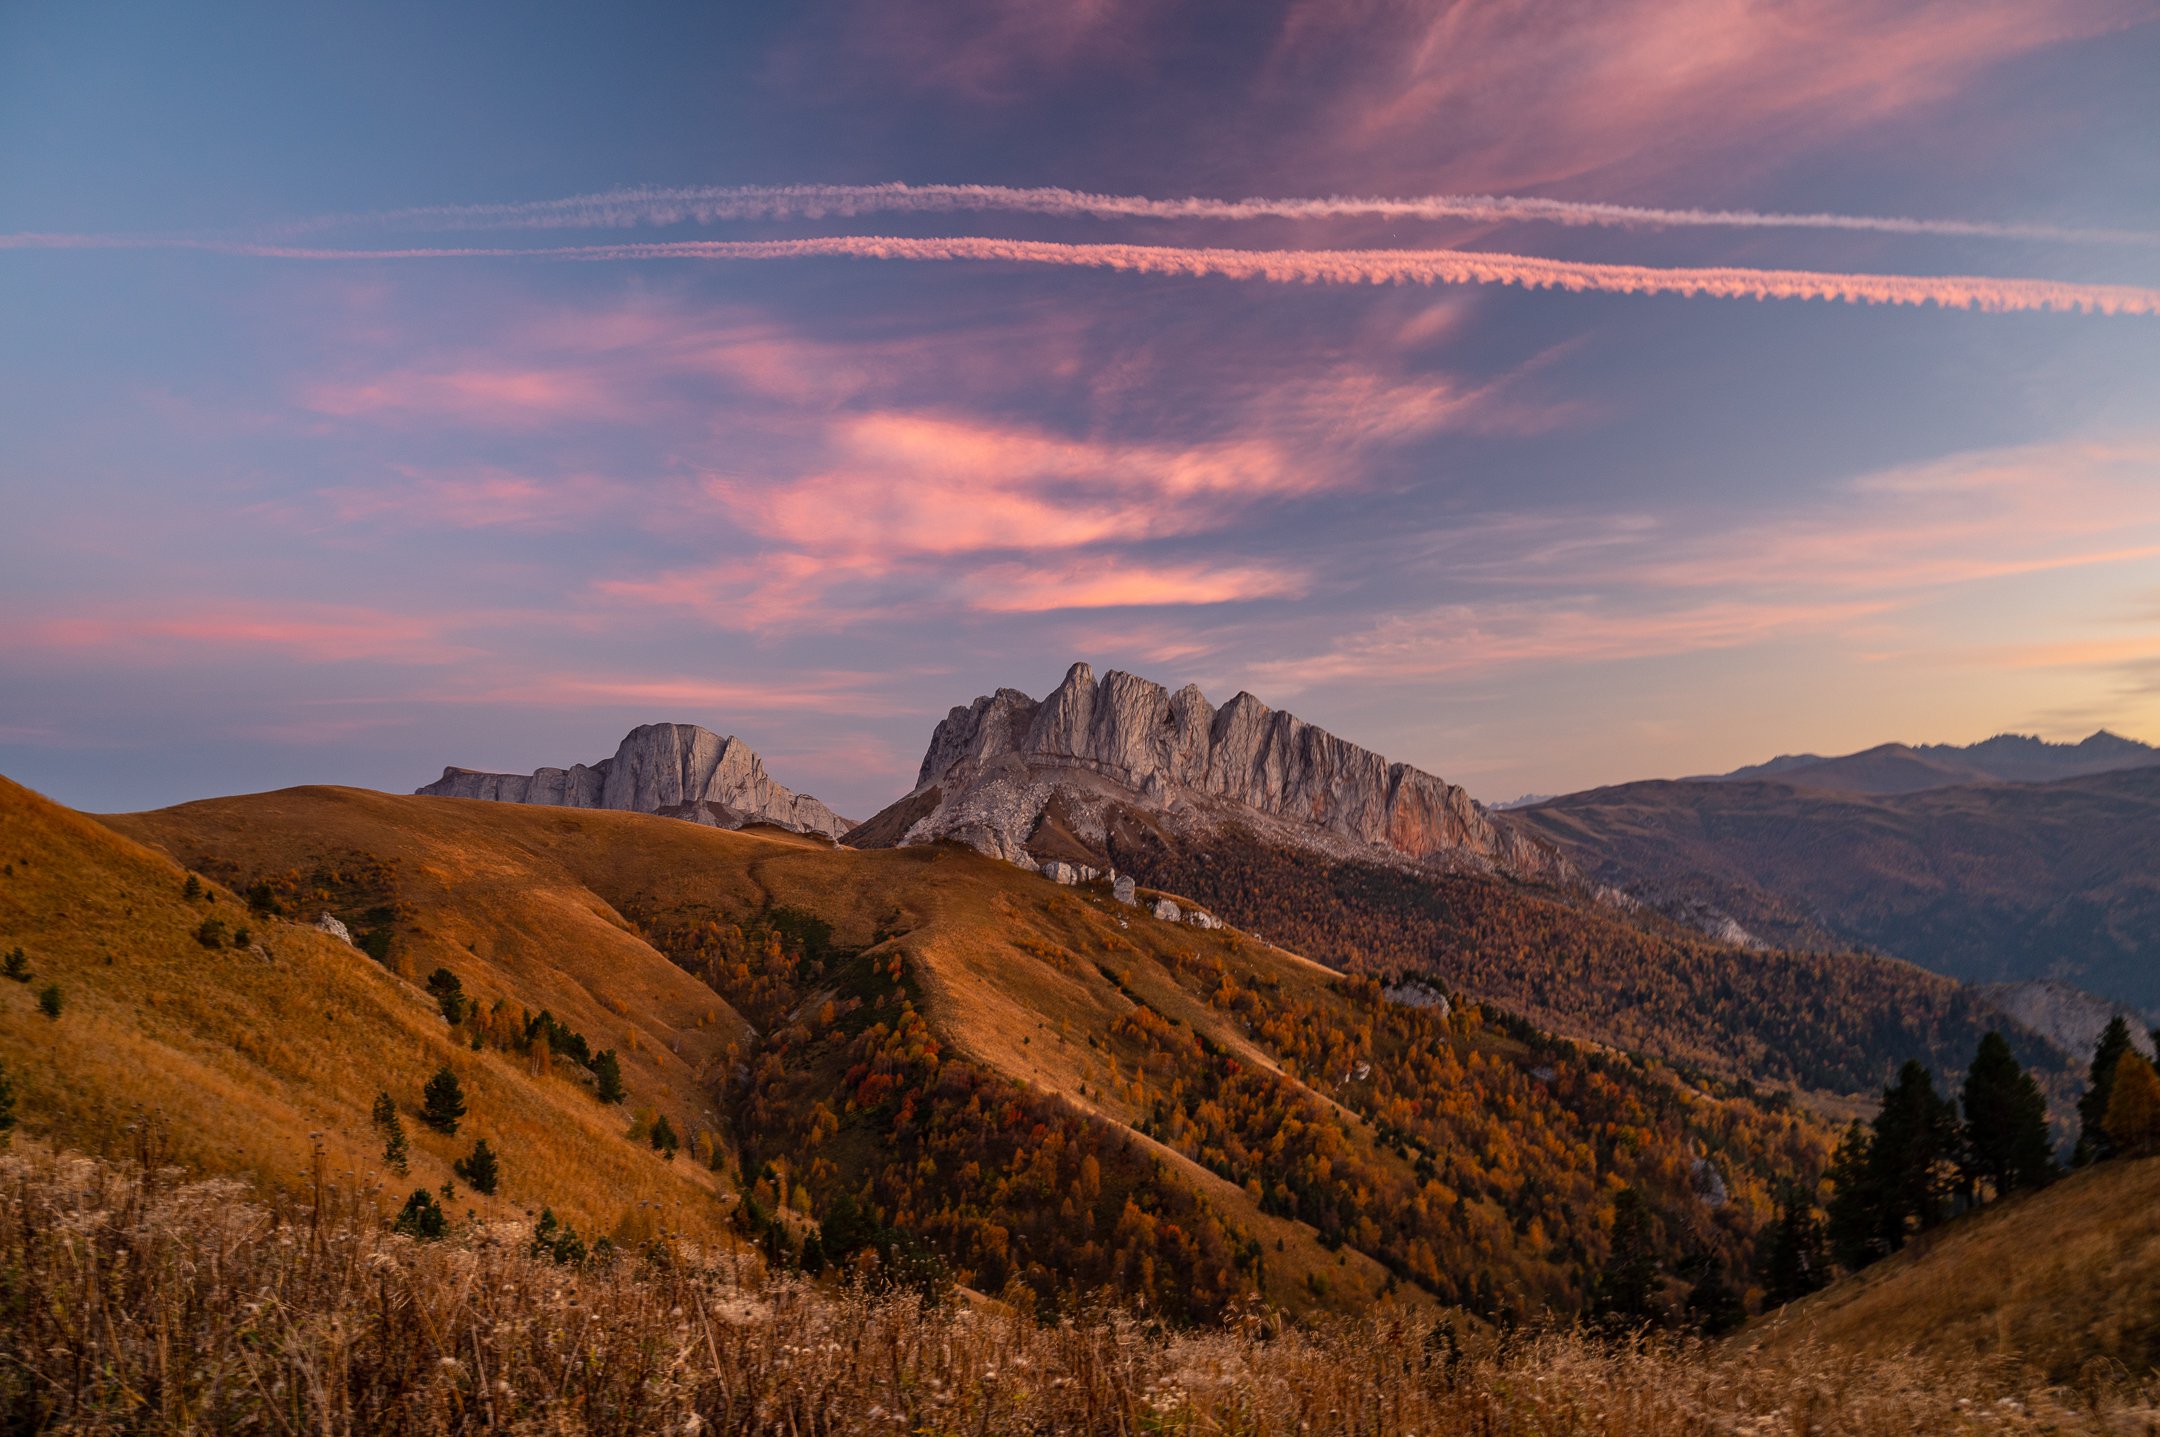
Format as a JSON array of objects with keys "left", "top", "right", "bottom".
[
  {"left": 848, "top": 661, "right": 1565, "bottom": 881},
  {"left": 416, "top": 723, "right": 853, "bottom": 838}
]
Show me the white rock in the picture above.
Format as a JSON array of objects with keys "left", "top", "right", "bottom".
[
  {"left": 1184, "top": 909, "right": 1219, "bottom": 930},
  {"left": 314, "top": 914, "right": 353, "bottom": 944},
  {"left": 417, "top": 723, "right": 854, "bottom": 838},
  {"left": 881, "top": 660, "right": 1570, "bottom": 878},
  {"left": 1150, "top": 898, "right": 1181, "bottom": 922},
  {"left": 1112, "top": 874, "right": 1136, "bottom": 906}
]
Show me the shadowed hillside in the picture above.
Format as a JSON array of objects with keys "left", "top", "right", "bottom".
[{"left": 1515, "top": 767, "right": 2160, "bottom": 1009}]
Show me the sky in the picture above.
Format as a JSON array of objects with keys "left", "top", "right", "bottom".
[{"left": 4, "top": 0, "right": 2160, "bottom": 820}]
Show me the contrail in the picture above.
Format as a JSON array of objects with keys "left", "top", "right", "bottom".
[
  {"left": 280, "top": 182, "right": 2158, "bottom": 247},
  {"left": 7, "top": 231, "right": 2158, "bottom": 316}
]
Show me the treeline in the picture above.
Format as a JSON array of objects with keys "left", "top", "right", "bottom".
[
  {"left": 1108, "top": 826, "right": 2058, "bottom": 1098},
  {"left": 1750, "top": 1017, "right": 2160, "bottom": 1312}
]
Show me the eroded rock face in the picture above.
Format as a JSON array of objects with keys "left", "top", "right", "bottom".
[
  {"left": 857, "top": 661, "right": 1568, "bottom": 882},
  {"left": 418, "top": 724, "right": 853, "bottom": 839}
]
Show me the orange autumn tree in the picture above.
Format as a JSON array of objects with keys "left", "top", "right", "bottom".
[{"left": 2104, "top": 1054, "right": 2160, "bottom": 1156}]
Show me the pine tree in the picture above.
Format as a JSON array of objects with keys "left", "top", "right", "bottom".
[
  {"left": 1684, "top": 1263, "right": 1746, "bottom": 1335},
  {"left": 383, "top": 1119, "right": 410, "bottom": 1176},
  {"left": 36, "top": 984, "right": 61, "bottom": 1020},
  {"left": 394, "top": 1189, "right": 447, "bottom": 1240},
  {"left": 2103, "top": 1054, "right": 2160, "bottom": 1156},
  {"left": 1, "top": 948, "right": 28, "bottom": 982},
  {"left": 1588, "top": 1186, "right": 1662, "bottom": 1326},
  {"left": 531, "top": 1209, "right": 587, "bottom": 1265},
  {"left": 649, "top": 1113, "right": 679, "bottom": 1159},
  {"left": 453, "top": 1138, "right": 500, "bottom": 1195},
  {"left": 1961, "top": 1032, "right": 2057, "bottom": 1198},
  {"left": 0, "top": 1061, "right": 14, "bottom": 1143},
  {"left": 1867, "top": 1059, "right": 1960, "bottom": 1250},
  {"left": 1823, "top": 1120, "right": 1880, "bottom": 1270},
  {"left": 421, "top": 1065, "right": 467, "bottom": 1134},
  {"left": 2075, "top": 1017, "right": 2136, "bottom": 1165},
  {"left": 371, "top": 1090, "right": 398, "bottom": 1129},
  {"left": 182, "top": 873, "right": 202, "bottom": 901},
  {"left": 425, "top": 968, "right": 468, "bottom": 1025},
  {"left": 592, "top": 1049, "right": 625, "bottom": 1104},
  {"left": 1762, "top": 1185, "right": 1829, "bottom": 1306}
]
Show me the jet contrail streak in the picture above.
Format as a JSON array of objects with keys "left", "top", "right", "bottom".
[
  {"left": 282, "top": 182, "right": 2158, "bottom": 247},
  {"left": 7, "top": 232, "right": 2157, "bottom": 316}
]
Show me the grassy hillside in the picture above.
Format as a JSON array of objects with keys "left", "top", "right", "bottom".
[
  {"left": 1751, "top": 1153, "right": 2160, "bottom": 1381},
  {"left": 6, "top": 1143, "right": 2138, "bottom": 1435},
  {"left": 1515, "top": 766, "right": 2160, "bottom": 1009},
  {"left": 0, "top": 777, "right": 741, "bottom": 1245},
  {"left": 3, "top": 780, "right": 1841, "bottom": 1323}
]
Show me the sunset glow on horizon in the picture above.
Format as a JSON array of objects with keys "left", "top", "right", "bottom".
[{"left": 4, "top": 0, "right": 2158, "bottom": 815}]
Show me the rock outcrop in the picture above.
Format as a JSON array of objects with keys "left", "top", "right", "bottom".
[
  {"left": 850, "top": 661, "right": 1566, "bottom": 882},
  {"left": 417, "top": 724, "right": 853, "bottom": 839}
]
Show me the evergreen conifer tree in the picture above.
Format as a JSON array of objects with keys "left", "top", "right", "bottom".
[
  {"left": 394, "top": 1188, "right": 447, "bottom": 1240},
  {"left": 1762, "top": 1185, "right": 1829, "bottom": 1306},
  {"left": 649, "top": 1113, "right": 679, "bottom": 1159},
  {"left": 453, "top": 1138, "right": 500, "bottom": 1194},
  {"left": 1962, "top": 1032, "right": 2057, "bottom": 1198},
  {"left": 2103, "top": 1053, "right": 2160, "bottom": 1156},
  {"left": 0, "top": 1061, "right": 14, "bottom": 1143},
  {"left": 36, "top": 984, "right": 61, "bottom": 1020},
  {"left": 2075, "top": 1016, "right": 2135, "bottom": 1164},
  {"left": 1685, "top": 1263, "right": 1746, "bottom": 1335},
  {"left": 1588, "top": 1186, "right": 1662, "bottom": 1326},
  {"left": 1, "top": 948, "right": 28, "bottom": 982},
  {"left": 592, "top": 1049, "right": 625, "bottom": 1104},
  {"left": 421, "top": 1065, "right": 467, "bottom": 1134},
  {"left": 1823, "top": 1120, "right": 1880, "bottom": 1270},
  {"left": 1866, "top": 1059, "right": 1960, "bottom": 1250}
]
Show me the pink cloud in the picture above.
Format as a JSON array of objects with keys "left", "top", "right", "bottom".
[
  {"left": 961, "top": 558, "right": 1308, "bottom": 612},
  {"left": 419, "top": 670, "right": 895, "bottom": 716},
  {"left": 1267, "top": 0, "right": 2149, "bottom": 192},
  {"left": 1252, "top": 595, "right": 1897, "bottom": 689},
  {"left": 0, "top": 605, "right": 469, "bottom": 664},
  {"left": 302, "top": 365, "right": 633, "bottom": 428},
  {"left": 318, "top": 466, "right": 637, "bottom": 531}
]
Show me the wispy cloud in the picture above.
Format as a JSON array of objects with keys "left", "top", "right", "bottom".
[
  {"left": 959, "top": 558, "right": 1309, "bottom": 612},
  {"left": 0, "top": 605, "right": 471, "bottom": 664},
  {"left": 286, "top": 181, "right": 2160, "bottom": 247},
  {"left": 12, "top": 234, "right": 2148, "bottom": 317}
]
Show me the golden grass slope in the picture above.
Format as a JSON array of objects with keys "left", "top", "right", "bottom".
[
  {"left": 0, "top": 777, "right": 742, "bottom": 1242},
  {"left": 9, "top": 781, "right": 1830, "bottom": 1320},
  {"left": 1751, "top": 1154, "right": 2160, "bottom": 1382}
]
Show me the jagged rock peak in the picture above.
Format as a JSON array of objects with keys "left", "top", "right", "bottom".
[
  {"left": 905, "top": 661, "right": 1563, "bottom": 877},
  {"left": 417, "top": 722, "right": 853, "bottom": 839}
]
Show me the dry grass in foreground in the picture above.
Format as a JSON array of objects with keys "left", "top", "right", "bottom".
[{"left": 4, "top": 1146, "right": 2154, "bottom": 1436}]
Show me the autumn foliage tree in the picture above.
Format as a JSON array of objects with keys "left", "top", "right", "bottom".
[{"left": 2103, "top": 1054, "right": 2160, "bottom": 1157}]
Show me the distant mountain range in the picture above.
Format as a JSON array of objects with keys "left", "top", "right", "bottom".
[
  {"left": 1691, "top": 731, "right": 2160, "bottom": 796},
  {"left": 1516, "top": 765, "right": 2160, "bottom": 1011},
  {"left": 406, "top": 672, "right": 2156, "bottom": 1069}
]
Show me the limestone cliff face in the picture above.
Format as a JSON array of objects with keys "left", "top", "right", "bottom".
[
  {"left": 870, "top": 662, "right": 1565, "bottom": 879},
  {"left": 418, "top": 723, "right": 853, "bottom": 839}
]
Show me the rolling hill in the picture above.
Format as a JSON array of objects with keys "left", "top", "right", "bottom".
[
  {"left": 1751, "top": 1152, "right": 2160, "bottom": 1383},
  {"left": 0, "top": 775, "right": 1846, "bottom": 1323},
  {"left": 1515, "top": 766, "right": 2160, "bottom": 1011}
]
